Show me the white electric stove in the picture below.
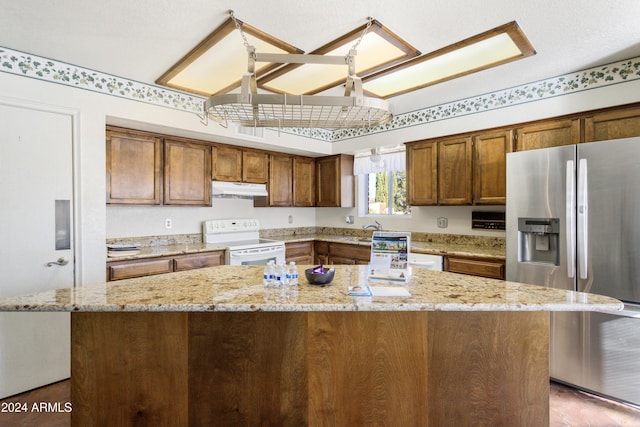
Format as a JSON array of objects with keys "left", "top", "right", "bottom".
[{"left": 203, "top": 218, "right": 285, "bottom": 265}]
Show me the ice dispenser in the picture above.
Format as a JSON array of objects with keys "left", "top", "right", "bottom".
[{"left": 517, "top": 218, "right": 560, "bottom": 265}]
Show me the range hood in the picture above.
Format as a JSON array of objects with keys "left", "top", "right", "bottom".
[{"left": 211, "top": 180, "right": 268, "bottom": 198}]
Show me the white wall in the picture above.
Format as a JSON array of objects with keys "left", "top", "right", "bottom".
[{"left": 2, "top": 66, "right": 639, "bottom": 284}]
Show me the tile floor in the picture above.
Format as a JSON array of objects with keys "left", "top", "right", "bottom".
[{"left": 1, "top": 379, "right": 639, "bottom": 426}]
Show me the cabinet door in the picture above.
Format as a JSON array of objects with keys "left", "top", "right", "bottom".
[
  {"left": 174, "top": 251, "right": 224, "bottom": 271},
  {"left": 243, "top": 150, "right": 269, "bottom": 183},
  {"left": 314, "top": 241, "right": 329, "bottom": 265},
  {"left": 472, "top": 130, "right": 513, "bottom": 205},
  {"left": 106, "top": 129, "right": 162, "bottom": 205},
  {"left": 584, "top": 106, "right": 640, "bottom": 142},
  {"left": 285, "top": 241, "right": 314, "bottom": 265},
  {"left": 406, "top": 140, "right": 438, "bottom": 205},
  {"left": 438, "top": 136, "right": 472, "bottom": 205},
  {"left": 514, "top": 119, "right": 580, "bottom": 151},
  {"left": 269, "top": 154, "right": 293, "bottom": 207},
  {"left": 212, "top": 145, "right": 242, "bottom": 182},
  {"left": 293, "top": 157, "right": 315, "bottom": 207},
  {"left": 315, "top": 155, "right": 354, "bottom": 207},
  {"left": 164, "top": 139, "right": 212, "bottom": 206},
  {"left": 444, "top": 256, "right": 505, "bottom": 280},
  {"left": 329, "top": 243, "right": 371, "bottom": 264}
]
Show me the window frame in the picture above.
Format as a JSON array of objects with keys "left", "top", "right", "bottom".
[{"left": 358, "top": 171, "right": 411, "bottom": 218}]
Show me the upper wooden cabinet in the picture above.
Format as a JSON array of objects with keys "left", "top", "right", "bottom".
[
  {"left": 212, "top": 145, "right": 242, "bottom": 182},
  {"left": 584, "top": 106, "right": 640, "bottom": 142},
  {"left": 212, "top": 145, "right": 269, "bottom": 184},
  {"left": 164, "top": 139, "right": 212, "bottom": 206},
  {"left": 268, "top": 153, "right": 293, "bottom": 207},
  {"left": 293, "top": 157, "right": 315, "bottom": 207},
  {"left": 472, "top": 130, "right": 513, "bottom": 205},
  {"left": 406, "top": 139, "right": 438, "bottom": 206},
  {"left": 514, "top": 119, "right": 580, "bottom": 151},
  {"left": 106, "top": 129, "right": 162, "bottom": 205},
  {"left": 243, "top": 150, "right": 269, "bottom": 183},
  {"left": 315, "top": 154, "right": 354, "bottom": 207},
  {"left": 438, "top": 136, "right": 472, "bottom": 205}
]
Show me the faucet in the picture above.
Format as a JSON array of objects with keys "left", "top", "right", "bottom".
[{"left": 362, "top": 220, "right": 382, "bottom": 232}]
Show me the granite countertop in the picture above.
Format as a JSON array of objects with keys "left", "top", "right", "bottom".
[{"left": 0, "top": 265, "right": 621, "bottom": 313}]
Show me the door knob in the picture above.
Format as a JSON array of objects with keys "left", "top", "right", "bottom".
[{"left": 45, "top": 257, "right": 69, "bottom": 267}]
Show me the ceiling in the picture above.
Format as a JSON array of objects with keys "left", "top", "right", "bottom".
[{"left": 1, "top": 0, "right": 640, "bottom": 118}]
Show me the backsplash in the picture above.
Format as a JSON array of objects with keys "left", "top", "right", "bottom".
[{"left": 107, "top": 227, "right": 505, "bottom": 249}]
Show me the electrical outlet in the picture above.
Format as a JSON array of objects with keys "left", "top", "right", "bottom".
[
  {"left": 437, "top": 217, "right": 448, "bottom": 228},
  {"left": 165, "top": 218, "right": 172, "bottom": 229},
  {"left": 346, "top": 215, "right": 354, "bottom": 224}
]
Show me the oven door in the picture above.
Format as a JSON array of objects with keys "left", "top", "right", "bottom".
[{"left": 228, "top": 245, "right": 285, "bottom": 266}]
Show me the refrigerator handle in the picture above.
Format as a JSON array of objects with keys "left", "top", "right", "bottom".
[
  {"left": 566, "top": 160, "right": 576, "bottom": 278},
  {"left": 577, "top": 158, "right": 589, "bottom": 279}
]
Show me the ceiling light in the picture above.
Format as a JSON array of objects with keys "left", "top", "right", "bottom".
[
  {"left": 155, "top": 14, "right": 303, "bottom": 96},
  {"left": 203, "top": 14, "right": 393, "bottom": 129},
  {"left": 257, "top": 19, "right": 419, "bottom": 95},
  {"left": 362, "top": 21, "right": 536, "bottom": 98}
]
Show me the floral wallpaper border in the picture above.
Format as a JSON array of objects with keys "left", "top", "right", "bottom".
[{"left": 1, "top": 45, "right": 639, "bottom": 142}]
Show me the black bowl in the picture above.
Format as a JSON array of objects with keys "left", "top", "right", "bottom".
[{"left": 305, "top": 268, "right": 335, "bottom": 285}]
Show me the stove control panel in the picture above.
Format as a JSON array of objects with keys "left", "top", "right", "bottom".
[{"left": 203, "top": 218, "right": 260, "bottom": 234}]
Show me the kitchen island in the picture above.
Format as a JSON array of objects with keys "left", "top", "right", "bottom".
[{"left": 0, "top": 265, "right": 621, "bottom": 426}]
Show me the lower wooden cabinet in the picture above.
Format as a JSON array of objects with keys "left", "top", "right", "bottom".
[
  {"left": 285, "top": 241, "right": 314, "bottom": 265},
  {"left": 173, "top": 252, "right": 225, "bottom": 272},
  {"left": 107, "top": 250, "right": 225, "bottom": 281},
  {"left": 444, "top": 255, "right": 505, "bottom": 280},
  {"left": 313, "top": 241, "right": 370, "bottom": 265}
]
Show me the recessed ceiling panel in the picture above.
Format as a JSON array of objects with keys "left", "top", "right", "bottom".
[
  {"left": 258, "top": 19, "right": 420, "bottom": 95},
  {"left": 363, "top": 21, "right": 536, "bottom": 98},
  {"left": 156, "top": 17, "right": 303, "bottom": 96}
]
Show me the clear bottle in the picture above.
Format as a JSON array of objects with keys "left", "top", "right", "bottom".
[
  {"left": 274, "top": 262, "right": 285, "bottom": 287},
  {"left": 288, "top": 261, "right": 299, "bottom": 286},
  {"left": 263, "top": 260, "right": 275, "bottom": 287}
]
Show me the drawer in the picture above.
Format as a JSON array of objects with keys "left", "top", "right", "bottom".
[
  {"left": 444, "top": 256, "right": 505, "bottom": 280},
  {"left": 108, "top": 258, "right": 174, "bottom": 281},
  {"left": 174, "top": 251, "right": 224, "bottom": 271}
]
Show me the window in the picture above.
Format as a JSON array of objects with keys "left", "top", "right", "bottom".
[
  {"left": 365, "top": 170, "right": 410, "bottom": 215},
  {"left": 354, "top": 149, "right": 410, "bottom": 217}
]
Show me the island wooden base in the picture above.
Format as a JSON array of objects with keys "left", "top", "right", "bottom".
[{"left": 71, "top": 311, "right": 549, "bottom": 426}]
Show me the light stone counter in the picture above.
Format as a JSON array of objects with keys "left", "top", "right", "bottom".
[{"left": 0, "top": 265, "right": 621, "bottom": 313}]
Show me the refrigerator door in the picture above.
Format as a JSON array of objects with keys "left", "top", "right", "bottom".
[
  {"left": 506, "top": 145, "right": 576, "bottom": 291},
  {"left": 577, "top": 137, "right": 640, "bottom": 303}
]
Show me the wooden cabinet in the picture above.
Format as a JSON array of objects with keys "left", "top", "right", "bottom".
[
  {"left": 268, "top": 154, "right": 293, "bottom": 207},
  {"left": 438, "top": 136, "right": 472, "bottom": 205},
  {"left": 243, "top": 150, "right": 269, "bottom": 183},
  {"left": 406, "top": 139, "right": 438, "bottom": 206},
  {"left": 584, "top": 106, "right": 640, "bottom": 142},
  {"left": 106, "top": 129, "right": 162, "bottom": 205},
  {"left": 315, "top": 154, "right": 354, "bottom": 207},
  {"left": 285, "top": 241, "right": 314, "bottom": 265},
  {"left": 212, "top": 145, "right": 242, "bottom": 181},
  {"left": 211, "top": 146, "right": 269, "bottom": 184},
  {"left": 173, "top": 252, "right": 224, "bottom": 272},
  {"left": 514, "top": 119, "right": 580, "bottom": 151},
  {"left": 444, "top": 255, "right": 505, "bottom": 280},
  {"left": 313, "top": 241, "right": 369, "bottom": 265},
  {"left": 163, "top": 139, "right": 212, "bottom": 206},
  {"left": 293, "top": 157, "right": 315, "bottom": 207},
  {"left": 314, "top": 241, "right": 329, "bottom": 265},
  {"left": 472, "top": 130, "right": 513, "bottom": 205},
  {"left": 107, "top": 250, "right": 225, "bottom": 281},
  {"left": 107, "top": 257, "right": 174, "bottom": 281},
  {"left": 329, "top": 243, "right": 370, "bottom": 265}
]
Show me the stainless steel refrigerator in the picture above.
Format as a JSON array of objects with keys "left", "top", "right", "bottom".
[{"left": 506, "top": 137, "right": 640, "bottom": 407}]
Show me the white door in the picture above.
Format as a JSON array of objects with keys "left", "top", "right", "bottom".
[{"left": 0, "top": 103, "right": 73, "bottom": 398}]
